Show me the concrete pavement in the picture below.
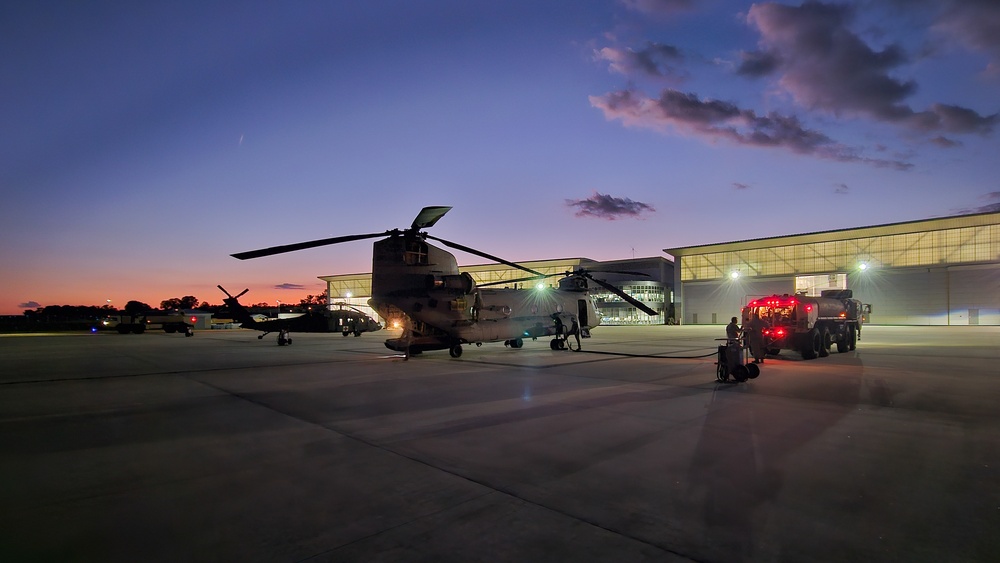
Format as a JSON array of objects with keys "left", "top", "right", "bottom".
[{"left": 1, "top": 325, "right": 998, "bottom": 561}]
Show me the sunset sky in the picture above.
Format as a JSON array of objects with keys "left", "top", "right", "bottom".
[{"left": 2, "top": 0, "right": 998, "bottom": 314}]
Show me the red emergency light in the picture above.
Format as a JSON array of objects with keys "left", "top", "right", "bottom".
[{"left": 747, "top": 295, "right": 798, "bottom": 308}]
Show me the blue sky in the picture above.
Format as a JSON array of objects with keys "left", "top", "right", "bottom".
[{"left": 2, "top": 0, "right": 998, "bottom": 314}]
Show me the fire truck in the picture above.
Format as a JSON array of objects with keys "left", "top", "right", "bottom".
[{"left": 741, "top": 290, "right": 865, "bottom": 360}]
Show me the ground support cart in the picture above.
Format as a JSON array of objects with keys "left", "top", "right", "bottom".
[{"left": 715, "top": 339, "right": 760, "bottom": 383}]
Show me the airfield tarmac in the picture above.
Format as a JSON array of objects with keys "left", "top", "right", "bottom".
[{"left": 1, "top": 325, "right": 998, "bottom": 562}]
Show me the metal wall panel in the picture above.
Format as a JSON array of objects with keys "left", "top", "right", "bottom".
[
  {"left": 682, "top": 278, "right": 793, "bottom": 324},
  {"left": 946, "top": 265, "right": 1000, "bottom": 325},
  {"left": 851, "top": 268, "right": 949, "bottom": 325}
]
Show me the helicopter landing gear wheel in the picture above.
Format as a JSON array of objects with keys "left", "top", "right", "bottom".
[
  {"left": 258, "top": 334, "right": 265, "bottom": 340},
  {"left": 510, "top": 338, "right": 523, "bottom": 348},
  {"left": 550, "top": 338, "right": 566, "bottom": 350},
  {"left": 449, "top": 344, "right": 463, "bottom": 358}
]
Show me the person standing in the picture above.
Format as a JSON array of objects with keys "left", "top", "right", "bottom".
[
  {"left": 726, "top": 316, "right": 741, "bottom": 342},
  {"left": 746, "top": 314, "right": 767, "bottom": 364}
]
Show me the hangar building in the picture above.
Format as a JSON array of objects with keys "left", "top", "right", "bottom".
[{"left": 665, "top": 212, "right": 1000, "bottom": 326}]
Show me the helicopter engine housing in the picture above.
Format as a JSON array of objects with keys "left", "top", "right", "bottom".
[{"left": 426, "top": 272, "right": 476, "bottom": 294}]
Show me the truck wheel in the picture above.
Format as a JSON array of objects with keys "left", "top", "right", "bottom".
[
  {"left": 165, "top": 326, "right": 177, "bottom": 333},
  {"left": 819, "top": 328, "right": 830, "bottom": 357},
  {"left": 354, "top": 331, "right": 361, "bottom": 337},
  {"left": 343, "top": 331, "right": 350, "bottom": 337},
  {"left": 802, "top": 329, "right": 820, "bottom": 360},
  {"left": 836, "top": 332, "right": 849, "bottom": 353},
  {"left": 848, "top": 325, "right": 857, "bottom": 350}
]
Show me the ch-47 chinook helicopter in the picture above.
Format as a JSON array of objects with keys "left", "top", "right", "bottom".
[
  {"left": 217, "top": 285, "right": 381, "bottom": 345},
  {"left": 231, "top": 206, "right": 657, "bottom": 357}
]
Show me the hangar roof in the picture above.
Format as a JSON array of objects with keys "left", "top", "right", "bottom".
[{"left": 664, "top": 211, "right": 1000, "bottom": 257}]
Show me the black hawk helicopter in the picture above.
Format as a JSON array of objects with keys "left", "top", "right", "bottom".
[
  {"left": 217, "top": 285, "right": 381, "bottom": 345},
  {"left": 231, "top": 206, "right": 657, "bottom": 357}
]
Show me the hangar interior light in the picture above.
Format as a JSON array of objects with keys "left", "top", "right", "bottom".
[{"left": 730, "top": 271, "right": 741, "bottom": 280}]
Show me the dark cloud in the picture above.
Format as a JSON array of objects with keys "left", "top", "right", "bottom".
[
  {"left": 589, "top": 88, "right": 912, "bottom": 169},
  {"left": 736, "top": 50, "right": 781, "bottom": 77},
  {"left": 19, "top": 301, "right": 41, "bottom": 309},
  {"left": 930, "top": 135, "right": 961, "bottom": 148},
  {"left": 746, "top": 1, "right": 998, "bottom": 134},
  {"left": 620, "top": 0, "right": 695, "bottom": 17},
  {"left": 566, "top": 192, "right": 655, "bottom": 220},
  {"left": 733, "top": 182, "right": 750, "bottom": 190},
  {"left": 951, "top": 191, "right": 1000, "bottom": 214},
  {"left": 274, "top": 283, "right": 305, "bottom": 290},
  {"left": 596, "top": 42, "right": 686, "bottom": 80},
  {"left": 934, "top": 0, "right": 1000, "bottom": 74},
  {"left": 834, "top": 183, "right": 850, "bottom": 194}
]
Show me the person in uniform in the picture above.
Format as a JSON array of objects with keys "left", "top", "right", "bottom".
[
  {"left": 745, "top": 313, "right": 767, "bottom": 364},
  {"left": 726, "top": 316, "right": 741, "bottom": 342}
]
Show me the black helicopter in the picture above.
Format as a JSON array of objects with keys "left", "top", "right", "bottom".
[
  {"left": 218, "top": 286, "right": 382, "bottom": 345},
  {"left": 231, "top": 206, "right": 657, "bottom": 357}
]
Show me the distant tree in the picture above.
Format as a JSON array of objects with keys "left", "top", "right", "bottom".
[
  {"left": 124, "top": 300, "right": 151, "bottom": 314},
  {"left": 158, "top": 296, "right": 199, "bottom": 310},
  {"left": 298, "top": 293, "right": 327, "bottom": 307}
]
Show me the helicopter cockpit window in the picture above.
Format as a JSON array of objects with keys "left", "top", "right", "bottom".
[{"left": 404, "top": 240, "right": 429, "bottom": 265}]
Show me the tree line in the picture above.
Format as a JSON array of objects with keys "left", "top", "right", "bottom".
[{"left": 17, "top": 292, "right": 331, "bottom": 321}]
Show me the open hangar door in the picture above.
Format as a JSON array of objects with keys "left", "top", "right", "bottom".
[{"left": 681, "top": 279, "right": 793, "bottom": 324}]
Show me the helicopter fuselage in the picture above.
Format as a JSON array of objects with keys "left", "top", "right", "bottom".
[{"left": 368, "top": 235, "right": 599, "bottom": 354}]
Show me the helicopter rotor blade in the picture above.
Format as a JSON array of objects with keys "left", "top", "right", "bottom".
[
  {"left": 584, "top": 274, "right": 659, "bottom": 316},
  {"left": 231, "top": 231, "right": 391, "bottom": 260},
  {"left": 410, "top": 206, "right": 452, "bottom": 230},
  {"left": 425, "top": 235, "right": 544, "bottom": 276}
]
